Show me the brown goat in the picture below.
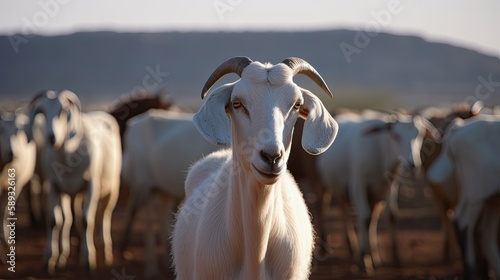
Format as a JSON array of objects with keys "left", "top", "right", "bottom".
[
  {"left": 417, "top": 102, "right": 482, "bottom": 262},
  {"left": 108, "top": 92, "right": 175, "bottom": 150}
]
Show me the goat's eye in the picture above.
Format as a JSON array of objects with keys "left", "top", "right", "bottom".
[
  {"left": 232, "top": 100, "right": 242, "bottom": 109},
  {"left": 293, "top": 101, "right": 302, "bottom": 110}
]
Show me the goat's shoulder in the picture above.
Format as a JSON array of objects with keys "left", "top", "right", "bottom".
[
  {"left": 451, "top": 117, "right": 500, "bottom": 164},
  {"left": 84, "top": 111, "right": 119, "bottom": 132},
  {"left": 81, "top": 111, "right": 121, "bottom": 157},
  {"left": 128, "top": 110, "right": 194, "bottom": 140},
  {"left": 185, "top": 149, "right": 231, "bottom": 197},
  {"left": 337, "top": 118, "right": 387, "bottom": 154}
]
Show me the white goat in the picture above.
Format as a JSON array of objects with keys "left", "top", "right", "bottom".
[
  {"left": 172, "top": 57, "right": 338, "bottom": 279},
  {"left": 26, "top": 90, "right": 121, "bottom": 273},
  {"left": 0, "top": 112, "right": 37, "bottom": 263},
  {"left": 121, "top": 109, "right": 218, "bottom": 278},
  {"left": 316, "top": 111, "right": 439, "bottom": 272},
  {"left": 428, "top": 115, "right": 500, "bottom": 279}
]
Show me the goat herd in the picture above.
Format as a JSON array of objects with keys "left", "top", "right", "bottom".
[{"left": 1, "top": 56, "right": 499, "bottom": 280}]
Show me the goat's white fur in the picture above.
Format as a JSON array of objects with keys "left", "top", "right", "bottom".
[
  {"left": 121, "top": 109, "right": 218, "bottom": 278},
  {"left": 428, "top": 115, "right": 500, "bottom": 279},
  {"left": 27, "top": 90, "right": 121, "bottom": 273},
  {"left": 0, "top": 113, "right": 37, "bottom": 262},
  {"left": 172, "top": 59, "right": 337, "bottom": 279},
  {"left": 317, "top": 111, "right": 438, "bottom": 271}
]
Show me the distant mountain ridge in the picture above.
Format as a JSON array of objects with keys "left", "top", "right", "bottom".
[{"left": 1, "top": 30, "right": 500, "bottom": 108}]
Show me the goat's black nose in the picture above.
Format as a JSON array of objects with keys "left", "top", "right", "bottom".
[
  {"left": 48, "top": 133, "right": 56, "bottom": 145},
  {"left": 260, "top": 150, "right": 283, "bottom": 164},
  {"left": 409, "top": 162, "right": 416, "bottom": 170},
  {"left": 406, "top": 161, "right": 416, "bottom": 172},
  {"left": 401, "top": 161, "right": 416, "bottom": 177}
]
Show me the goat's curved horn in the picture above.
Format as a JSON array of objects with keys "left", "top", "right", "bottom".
[
  {"left": 281, "top": 57, "right": 333, "bottom": 98},
  {"left": 201, "top": 56, "right": 253, "bottom": 99},
  {"left": 59, "top": 90, "right": 82, "bottom": 111}
]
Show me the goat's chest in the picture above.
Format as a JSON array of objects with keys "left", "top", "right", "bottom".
[
  {"left": 194, "top": 222, "right": 296, "bottom": 279},
  {"left": 43, "top": 145, "right": 92, "bottom": 194}
]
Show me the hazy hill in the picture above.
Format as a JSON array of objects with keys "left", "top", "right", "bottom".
[{"left": 1, "top": 30, "right": 500, "bottom": 109}]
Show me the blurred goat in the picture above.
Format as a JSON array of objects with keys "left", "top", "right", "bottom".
[
  {"left": 428, "top": 115, "right": 500, "bottom": 279},
  {"left": 317, "top": 111, "right": 439, "bottom": 272},
  {"left": 120, "top": 109, "right": 218, "bottom": 278},
  {"left": 0, "top": 112, "right": 36, "bottom": 263},
  {"left": 26, "top": 90, "right": 121, "bottom": 273}
]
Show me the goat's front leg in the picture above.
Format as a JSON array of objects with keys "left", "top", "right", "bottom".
[
  {"left": 101, "top": 190, "right": 119, "bottom": 266},
  {"left": 340, "top": 200, "right": 358, "bottom": 261},
  {"left": 479, "top": 202, "right": 500, "bottom": 279},
  {"left": 349, "top": 180, "right": 373, "bottom": 274},
  {"left": 369, "top": 201, "right": 385, "bottom": 268},
  {"left": 120, "top": 189, "right": 141, "bottom": 256},
  {"left": 144, "top": 193, "right": 161, "bottom": 279},
  {"left": 454, "top": 200, "right": 482, "bottom": 280},
  {"left": 80, "top": 180, "right": 99, "bottom": 271},
  {"left": 43, "top": 185, "right": 63, "bottom": 274},
  {"left": 160, "top": 195, "right": 179, "bottom": 267},
  {"left": 57, "top": 193, "right": 73, "bottom": 269}
]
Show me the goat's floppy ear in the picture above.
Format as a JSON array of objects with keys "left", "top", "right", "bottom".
[
  {"left": 59, "top": 90, "right": 82, "bottom": 112},
  {"left": 59, "top": 90, "right": 82, "bottom": 139},
  {"left": 193, "top": 85, "right": 234, "bottom": 146},
  {"left": 26, "top": 90, "right": 49, "bottom": 142},
  {"left": 299, "top": 89, "right": 338, "bottom": 155}
]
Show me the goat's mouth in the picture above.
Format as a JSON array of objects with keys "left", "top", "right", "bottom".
[{"left": 251, "top": 163, "right": 283, "bottom": 182}]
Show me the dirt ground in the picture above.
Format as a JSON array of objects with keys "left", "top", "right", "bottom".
[{"left": 0, "top": 183, "right": 464, "bottom": 280}]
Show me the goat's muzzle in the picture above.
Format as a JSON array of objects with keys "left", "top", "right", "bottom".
[
  {"left": 48, "top": 133, "right": 56, "bottom": 145},
  {"left": 259, "top": 149, "right": 283, "bottom": 165},
  {"left": 399, "top": 160, "right": 417, "bottom": 178}
]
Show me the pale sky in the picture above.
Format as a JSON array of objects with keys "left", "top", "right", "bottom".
[{"left": 1, "top": 0, "right": 499, "bottom": 57}]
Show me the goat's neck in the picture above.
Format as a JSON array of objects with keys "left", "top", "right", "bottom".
[
  {"left": 52, "top": 121, "right": 86, "bottom": 163},
  {"left": 228, "top": 154, "right": 278, "bottom": 279},
  {"left": 63, "top": 119, "right": 85, "bottom": 154}
]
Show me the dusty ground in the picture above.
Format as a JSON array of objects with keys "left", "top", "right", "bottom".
[{"left": 0, "top": 183, "right": 463, "bottom": 280}]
